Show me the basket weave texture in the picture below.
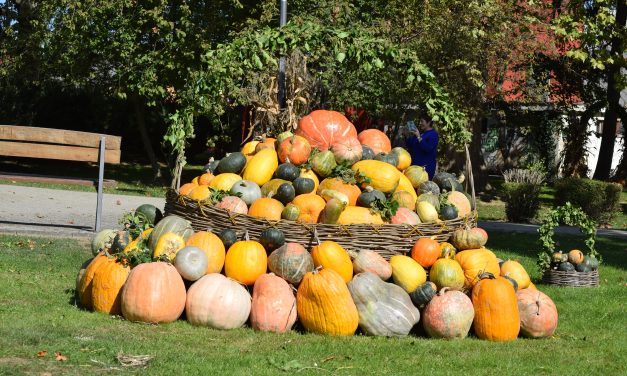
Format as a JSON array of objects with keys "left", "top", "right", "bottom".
[
  {"left": 164, "top": 190, "right": 477, "bottom": 260},
  {"left": 542, "top": 269, "right": 599, "bottom": 287}
]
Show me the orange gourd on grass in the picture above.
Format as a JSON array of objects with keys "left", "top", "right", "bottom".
[
  {"left": 91, "top": 258, "right": 130, "bottom": 315},
  {"left": 77, "top": 253, "right": 110, "bottom": 310},
  {"left": 472, "top": 272, "right": 520, "bottom": 341}
]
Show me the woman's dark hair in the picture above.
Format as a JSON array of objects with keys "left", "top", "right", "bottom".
[{"left": 420, "top": 113, "right": 433, "bottom": 124}]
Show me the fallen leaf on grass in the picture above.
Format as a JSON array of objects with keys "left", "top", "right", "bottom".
[
  {"left": 36, "top": 350, "right": 48, "bottom": 358},
  {"left": 55, "top": 352, "right": 68, "bottom": 361}
]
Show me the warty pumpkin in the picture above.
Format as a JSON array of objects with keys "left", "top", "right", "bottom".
[
  {"left": 296, "top": 268, "right": 359, "bottom": 336},
  {"left": 185, "top": 231, "right": 225, "bottom": 274},
  {"left": 186, "top": 273, "right": 252, "bottom": 329},
  {"left": 250, "top": 273, "right": 297, "bottom": 333},
  {"left": 472, "top": 272, "right": 520, "bottom": 341},
  {"left": 517, "top": 288, "right": 558, "bottom": 338},
  {"left": 295, "top": 110, "right": 358, "bottom": 151},
  {"left": 121, "top": 262, "right": 186, "bottom": 324},
  {"left": 422, "top": 287, "right": 474, "bottom": 339},
  {"left": 242, "top": 147, "right": 279, "bottom": 186},
  {"left": 311, "top": 240, "right": 353, "bottom": 283},
  {"left": 224, "top": 240, "right": 267, "bottom": 285},
  {"left": 348, "top": 272, "right": 420, "bottom": 336}
]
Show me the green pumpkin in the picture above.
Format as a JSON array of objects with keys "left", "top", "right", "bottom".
[
  {"left": 111, "top": 230, "right": 131, "bottom": 254},
  {"left": 310, "top": 150, "right": 336, "bottom": 178},
  {"left": 439, "top": 204, "right": 458, "bottom": 220},
  {"left": 281, "top": 203, "right": 301, "bottom": 221},
  {"left": 293, "top": 177, "right": 315, "bottom": 195},
  {"left": 586, "top": 255, "right": 599, "bottom": 270},
  {"left": 259, "top": 228, "right": 286, "bottom": 253},
  {"left": 409, "top": 281, "right": 438, "bottom": 308},
  {"left": 417, "top": 193, "right": 441, "bottom": 212},
  {"left": 361, "top": 144, "right": 375, "bottom": 160},
  {"left": 217, "top": 152, "right": 247, "bottom": 174},
  {"left": 218, "top": 228, "right": 238, "bottom": 250},
  {"left": 557, "top": 262, "right": 576, "bottom": 272},
  {"left": 203, "top": 159, "right": 220, "bottom": 173},
  {"left": 374, "top": 152, "right": 398, "bottom": 167},
  {"left": 91, "top": 229, "right": 117, "bottom": 255},
  {"left": 429, "top": 258, "right": 465, "bottom": 290},
  {"left": 418, "top": 181, "right": 441, "bottom": 195},
  {"left": 575, "top": 262, "right": 592, "bottom": 273},
  {"left": 135, "top": 204, "right": 163, "bottom": 225},
  {"left": 273, "top": 183, "right": 296, "bottom": 205},
  {"left": 148, "top": 215, "right": 194, "bottom": 251},
  {"left": 433, "top": 172, "right": 464, "bottom": 193},
  {"left": 357, "top": 187, "right": 386, "bottom": 207},
  {"left": 274, "top": 163, "right": 301, "bottom": 181}
]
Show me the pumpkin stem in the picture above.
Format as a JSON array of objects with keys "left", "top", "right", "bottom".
[
  {"left": 347, "top": 249, "right": 358, "bottom": 260},
  {"left": 477, "top": 271, "right": 496, "bottom": 280},
  {"left": 313, "top": 227, "right": 321, "bottom": 245},
  {"left": 437, "top": 287, "right": 450, "bottom": 295}
]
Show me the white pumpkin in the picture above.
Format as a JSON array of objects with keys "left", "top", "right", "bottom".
[
  {"left": 230, "top": 180, "right": 262, "bottom": 206},
  {"left": 174, "top": 246, "right": 208, "bottom": 281},
  {"left": 185, "top": 273, "right": 251, "bottom": 329}
]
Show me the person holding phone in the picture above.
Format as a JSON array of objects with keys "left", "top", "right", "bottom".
[{"left": 405, "top": 114, "right": 439, "bottom": 179}]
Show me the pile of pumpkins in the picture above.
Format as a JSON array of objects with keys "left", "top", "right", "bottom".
[
  {"left": 78, "top": 206, "right": 559, "bottom": 341},
  {"left": 178, "top": 109, "right": 472, "bottom": 225},
  {"left": 550, "top": 249, "right": 600, "bottom": 273}
]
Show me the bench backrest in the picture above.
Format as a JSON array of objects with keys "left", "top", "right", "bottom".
[{"left": 0, "top": 125, "right": 121, "bottom": 164}]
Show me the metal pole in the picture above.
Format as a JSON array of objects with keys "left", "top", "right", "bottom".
[
  {"left": 95, "top": 136, "right": 106, "bottom": 232},
  {"left": 278, "top": 0, "right": 287, "bottom": 109}
]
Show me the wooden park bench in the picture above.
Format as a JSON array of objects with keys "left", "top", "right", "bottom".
[{"left": 0, "top": 125, "right": 122, "bottom": 231}]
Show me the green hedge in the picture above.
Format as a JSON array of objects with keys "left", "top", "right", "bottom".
[
  {"left": 554, "top": 178, "right": 622, "bottom": 225},
  {"left": 502, "top": 182, "right": 543, "bottom": 223}
]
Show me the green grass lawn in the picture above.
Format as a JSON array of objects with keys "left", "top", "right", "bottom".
[{"left": 0, "top": 232, "right": 625, "bottom": 375}]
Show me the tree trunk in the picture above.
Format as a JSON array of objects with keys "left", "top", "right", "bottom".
[
  {"left": 562, "top": 107, "right": 596, "bottom": 177},
  {"left": 469, "top": 115, "right": 489, "bottom": 192},
  {"left": 593, "top": 0, "right": 626, "bottom": 180},
  {"left": 132, "top": 96, "right": 163, "bottom": 183}
]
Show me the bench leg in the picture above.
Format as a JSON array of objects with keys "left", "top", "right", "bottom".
[{"left": 95, "top": 137, "right": 106, "bottom": 232}]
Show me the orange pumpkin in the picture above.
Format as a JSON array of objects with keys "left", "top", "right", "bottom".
[
  {"left": 121, "top": 262, "right": 187, "bottom": 323},
  {"left": 358, "top": 129, "right": 391, "bottom": 154},
  {"left": 295, "top": 110, "right": 358, "bottom": 151},
  {"left": 277, "top": 135, "right": 312, "bottom": 165},
  {"left": 517, "top": 288, "right": 558, "bottom": 338},
  {"left": 224, "top": 240, "right": 268, "bottom": 285},
  {"left": 336, "top": 206, "right": 384, "bottom": 225},
  {"left": 317, "top": 178, "right": 361, "bottom": 206},
  {"left": 186, "top": 231, "right": 226, "bottom": 274},
  {"left": 188, "top": 185, "right": 211, "bottom": 201},
  {"left": 77, "top": 253, "right": 110, "bottom": 310},
  {"left": 291, "top": 193, "right": 326, "bottom": 223},
  {"left": 91, "top": 258, "right": 130, "bottom": 315},
  {"left": 179, "top": 182, "right": 198, "bottom": 196},
  {"left": 198, "top": 172, "right": 215, "bottom": 185},
  {"left": 311, "top": 240, "right": 353, "bottom": 283},
  {"left": 472, "top": 272, "right": 520, "bottom": 341},
  {"left": 250, "top": 273, "right": 298, "bottom": 333},
  {"left": 248, "top": 197, "right": 284, "bottom": 221},
  {"left": 455, "top": 248, "right": 501, "bottom": 289},
  {"left": 411, "top": 238, "right": 441, "bottom": 268}
]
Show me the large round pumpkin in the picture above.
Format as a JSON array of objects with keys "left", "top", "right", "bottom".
[
  {"left": 411, "top": 237, "right": 441, "bottom": 268},
  {"left": 358, "top": 129, "right": 391, "bottom": 154},
  {"left": 472, "top": 272, "right": 520, "bottom": 341},
  {"left": 311, "top": 240, "right": 353, "bottom": 283},
  {"left": 185, "top": 231, "right": 225, "bottom": 274},
  {"left": 517, "top": 288, "right": 558, "bottom": 338},
  {"left": 77, "top": 253, "right": 110, "bottom": 310},
  {"left": 224, "top": 240, "right": 267, "bottom": 285},
  {"left": 121, "top": 262, "right": 186, "bottom": 323},
  {"left": 422, "top": 288, "right": 474, "bottom": 339},
  {"left": 242, "top": 147, "right": 279, "bottom": 186},
  {"left": 91, "top": 258, "right": 130, "bottom": 315},
  {"left": 250, "top": 273, "right": 297, "bottom": 333},
  {"left": 248, "top": 197, "right": 284, "bottom": 221},
  {"left": 185, "top": 273, "right": 252, "bottom": 330},
  {"left": 296, "top": 110, "right": 358, "bottom": 151},
  {"left": 268, "top": 243, "right": 314, "bottom": 284},
  {"left": 296, "top": 268, "right": 359, "bottom": 336}
]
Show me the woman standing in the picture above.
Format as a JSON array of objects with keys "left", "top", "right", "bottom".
[{"left": 405, "top": 115, "right": 439, "bottom": 179}]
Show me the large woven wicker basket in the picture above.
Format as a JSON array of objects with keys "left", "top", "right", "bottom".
[
  {"left": 541, "top": 269, "right": 599, "bottom": 287},
  {"left": 164, "top": 190, "right": 477, "bottom": 260}
]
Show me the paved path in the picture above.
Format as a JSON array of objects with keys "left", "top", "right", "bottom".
[{"left": 0, "top": 184, "right": 624, "bottom": 240}]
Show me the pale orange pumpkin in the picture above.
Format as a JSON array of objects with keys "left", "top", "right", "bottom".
[
  {"left": 250, "top": 273, "right": 298, "bottom": 333},
  {"left": 311, "top": 240, "right": 353, "bottom": 283},
  {"left": 358, "top": 129, "right": 391, "bottom": 154},
  {"left": 248, "top": 197, "right": 284, "bottom": 221},
  {"left": 186, "top": 231, "right": 226, "bottom": 274},
  {"left": 224, "top": 240, "right": 268, "bottom": 285}
]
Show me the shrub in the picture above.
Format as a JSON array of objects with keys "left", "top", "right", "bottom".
[
  {"left": 554, "top": 178, "right": 622, "bottom": 225},
  {"left": 502, "top": 169, "right": 545, "bottom": 223}
]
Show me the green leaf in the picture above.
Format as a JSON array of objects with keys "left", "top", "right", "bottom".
[{"left": 336, "top": 52, "right": 346, "bottom": 63}]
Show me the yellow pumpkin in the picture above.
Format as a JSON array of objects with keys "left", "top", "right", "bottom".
[
  {"left": 311, "top": 240, "right": 353, "bottom": 283},
  {"left": 297, "top": 268, "right": 359, "bottom": 336},
  {"left": 188, "top": 185, "right": 211, "bottom": 201},
  {"left": 241, "top": 140, "right": 260, "bottom": 156},
  {"left": 243, "top": 147, "right": 278, "bottom": 186},
  {"left": 500, "top": 260, "right": 531, "bottom": 289},
  {"left": 224, "top": 240, "right": 267, "bottom": 285},
  {"left": 394, "top": 173, "right": 418, "bottom": 202},
  {"left": 336, "top": 206, "right": 384, "bottom": 225},
  {"left": 389, "top": 255, "right": 427, "bottom": 293},
  {"left": 209, "top": 173, "right": 243, "bottom": 191},
  {"left": 351, "top": 160, "right": 401, "bottom": 194},
  {"left": 455, "top": 247, "right": 501, "bottom": 289},
  {"left": 186, "top": 231, "right": 225, "bottom": 274},
  {"left": 153, "top": 232, "right": 186, "bottom": 261}
]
